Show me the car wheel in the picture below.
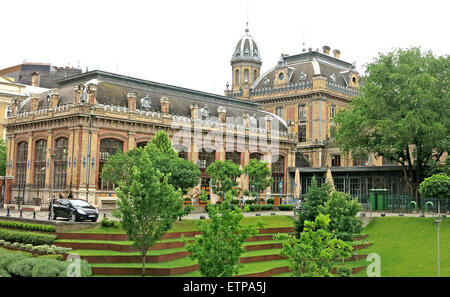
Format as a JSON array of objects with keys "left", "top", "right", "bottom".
[
  {"left": 53, "top": 213, "right": 57, "bottom": 220},
  {"left": 90, "top": 218, "right": 97, "bottom": 222},
  {"left": 70, "top": 213, "right": 77, "bottom": 222}
]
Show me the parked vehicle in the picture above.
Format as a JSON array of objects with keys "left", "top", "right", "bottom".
[{"left": 52, "top": 199, "right": 99, "bottom": 222}]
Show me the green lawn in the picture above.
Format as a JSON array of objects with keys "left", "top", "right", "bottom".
[{"left": 353, "top": 217, "right": 450, "bottom": 277}]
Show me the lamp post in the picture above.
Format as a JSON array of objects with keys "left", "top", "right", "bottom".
[
  {"left": 48, "top": 148, "right": 56, "bottom": 221},
  {"left": 279, "top": 181, "right": 283, "bottom": 205},
  {"left": 436, "top": 217, "right": 441, "bottom": 277}
]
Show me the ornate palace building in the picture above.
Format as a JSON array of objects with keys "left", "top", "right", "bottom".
[
  {"left": 3, "top": 70, "right": 295, "bottom": 209},
  {"left": 224, "top": 26, "right": 408, "bottom": 200},
  {"left": 1, "top": 26, "right": 410, "bottom": 210}
]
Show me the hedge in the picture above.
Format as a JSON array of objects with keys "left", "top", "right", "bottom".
[
  {"left": 0, "top": 221, "right": 56, "bottom": 233},
  {"left": 100, "top": 218, "right": 121, "bottom": 228},
  {"left": 266, "top": 199, "right": 275, "bottom": 205},
  {"left": 278, "top": 204, "right": 294, "bottom": 211},
  {"left": 0, "top": 228, "right": 56, "bottom": 245},
  {"left": 249, "top": 204, "right": 273, "bottom": 211}
]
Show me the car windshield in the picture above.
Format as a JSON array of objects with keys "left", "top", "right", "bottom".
[{"left": 70, "top": 200, "right": 91, "bottom": 208}]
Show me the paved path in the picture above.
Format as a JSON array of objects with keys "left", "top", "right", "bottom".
[{"left": 0, "top": 206, "right": 445, "bottom": 223}]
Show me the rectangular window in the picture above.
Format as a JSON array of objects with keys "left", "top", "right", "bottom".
[
  {"left": 276, "top": 107, "right": 283, "bottom": 119},
  {"left": 331, "top": 154, "right": 341, "bottom": 167},
  {"left": 226, "top": 152, "right": 241, "bottom": 165},
  {"left": 298, "top": 104, "right": 306, "bottom": 122},
  {"left": 298, "top": 125, "right": 306, "bottom": 142},
  {"left": 330, "top": 105, "right": 336, "bottom": 119}
]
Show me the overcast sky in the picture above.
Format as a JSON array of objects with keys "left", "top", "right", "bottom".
[{"left": 2, "top": 0, "right": 448, "bottom": 94}]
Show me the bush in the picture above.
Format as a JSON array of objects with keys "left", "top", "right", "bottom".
[
  {"left": 244, "top": 199, "right": 256, "bottom": 205},
  {"left": 267, "top": 198, "right": 275, "bottom": 205},
  {"left": 0, "top": 221, "right": 56, "bottom": 232},
  {"left": 230, "top": 199, "right": 240, "bottom": 205},
  {"left": 0, "top": 240, "right": 5, "bottom": 245},
  {"left": 278, "top": 205, "right": 294, "bottom": 211},
  {"left": 243, "top": 205, "right": 250, "bottom": 212},
  {"left": 0, "top": 249, "right": 30, "bottom": 274},
  {"left": 0, "top": 228, "right": 56, "bottom": 245},
  {"left": 249, "top": 204, "right": 261, "bottom": 211},
  {"left": 261, "top": 204, "right": 273, "bottom": 211},
  {"left": 4, "top": 242, "right": 11, "bottom": 247},
  {"left": 184, "top": 198, "right": 192, "bottom": 202},
  {"left": 336, "top": 266, "right": 352, "bottom": 277},
  {"left": 100, "top": 217, "right": 121, "bottom": 228},
  {"left": 9, "top": 258, "right": 42, "bottom": 277}
]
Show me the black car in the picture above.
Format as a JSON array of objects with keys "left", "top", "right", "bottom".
[{"left": 52, "top": 199, "right": 99, "bottom": 222}]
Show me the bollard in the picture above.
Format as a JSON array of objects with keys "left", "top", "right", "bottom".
[
  {"left": 6, "top": 208, "right": 10, "bottom": 217},
  {"left": 19, "top": 209, "right": 23, "bottom": 218},
  {"left": 103, "top": 213, "right": 107, "bottom": 219},
  {"left": 33, "top": 211, "right": 36, "bottom": 220}
]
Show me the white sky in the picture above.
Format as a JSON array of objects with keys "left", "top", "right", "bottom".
[{"left": 1, "top": 0, "right": 449, "bottom": 94}]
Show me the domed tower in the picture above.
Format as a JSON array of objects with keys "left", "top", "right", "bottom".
[{"left": 228, "top": 24, "right": 262, "bottom": 99}]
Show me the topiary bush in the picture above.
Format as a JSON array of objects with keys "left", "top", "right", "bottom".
[
  {"left": 100, "top": 217, "right": 121, "bottom": 228},
  {"left": 266, "top": 198, "right": 275, "bottom": 205}
]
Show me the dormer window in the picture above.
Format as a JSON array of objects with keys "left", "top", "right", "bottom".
[
  {"left": 200, "top": 105, "right": 209, "bottom": 119},
  {"left": 299, "top": 72, "right": 307, "bottom": 81},
  {"left": 330, "top": 73, "right": 337, "bottom": 83},
  {"left": 140, "top": 96, "right": 152, "bottom": 110}
]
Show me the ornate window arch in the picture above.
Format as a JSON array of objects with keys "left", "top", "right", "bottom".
[
  {"left": 54, "top": 137, "right": 68, "bottom": 189},
  {"left": 98, "top": 138, "right": 123, "bottom": 190},
  {"left": 33, "top": 139, "right": 47, "bottom": 187},
  {"left": 15, "top": 141, "right": 28, "bottom": 185}
]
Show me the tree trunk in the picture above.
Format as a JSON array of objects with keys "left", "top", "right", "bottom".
[{"left": 141, "top": 248, "right": 147, "bottom": 277}]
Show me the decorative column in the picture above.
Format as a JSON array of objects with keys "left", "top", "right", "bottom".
[
  {"left": 73, "top": 83, "right": 84, "bottom": 104},
  {"left": 160, "top": 96, "right": 170, "bottom": 116},
  {"left": 86, "top": 83, "right": 97, "bottom": 105}
]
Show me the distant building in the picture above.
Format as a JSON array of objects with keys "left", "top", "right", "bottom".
[{"left": 0, "top": 62, "right": 81, "bottom": 89}]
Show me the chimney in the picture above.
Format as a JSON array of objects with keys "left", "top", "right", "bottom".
[
  {"left": 127, "top": 92, "right": 137, "bottom": 111},
  {"left": 49, "top": 90, "right": 59, "bottom": 109},
  {"left": 160, "top": 96, "right": 170, "bottom": 116},
  {"left": 73, "top": 83, "right": 84, "bottom": 104},
  {"left": 190, "top": 103, "right": 200, "bottom": 120},
  {"left": 217, "top": 106, "right": 227, "bottom": 123},
  {"left": 31, "top": 72, "right": 40, "bottom": 87},
  {"left": 333, "top": 49, "right": 341, "bottom": 59},
  {"left": 322, "top": 45, "right": 330, "bottom": 55},
  {"left": 31, "top": 94, "right": 40, "bottom": 111}
]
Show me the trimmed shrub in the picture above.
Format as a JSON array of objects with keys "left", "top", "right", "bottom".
[
  {"left": 261, "top": 204, "right": 273, "bottom": 211},
  {"left": 100, "top": 217, "right": 121, "bottom": 228},
  {"left": 244, "top": 199, "right": 256, "bottom": 205},
  {"left": 278, "top": 204, "right": 294, "bottom": 211},
  {"left": 9, "top": 258, "right": 42, "bottom": 277},
  {"left": 0, "top": 240, "right": 5, "bottom": 245},
  {"left": 0, "top": 221, "right": 56, "bottom": 232},
  {"left": 230, "top": 199, "right": 240, "bottom": 205},
  {"left": 266, "top": 198, "right": 275, "bottom": 205},
  {"left": 0, "top": 228, "right": 56, "bottom": 245},
  {"left": 243, "top": 205, "right": 250, "bottom": 212}
]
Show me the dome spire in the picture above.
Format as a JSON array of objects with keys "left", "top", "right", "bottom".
[{"left": 245, "top": 22, "right": 249, "bottom": 34}]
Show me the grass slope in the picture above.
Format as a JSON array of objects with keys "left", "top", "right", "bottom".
[{"left": 354, "top": 217, "right": 450, "bottom": 277}]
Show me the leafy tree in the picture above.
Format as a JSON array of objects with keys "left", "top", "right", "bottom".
[
  {"left": 429, "top": 156, "right": 450, "bottom": 177},
  {"left": 206, "top": 160, "right": 242, "bottom": 198},
  {"left": 294, "top": 177, "right": 332, "bottom": 236},
  {"left": 101, "top": 131, "right": 200, "bottom": 195},
  {"left": 114, "top": 148, "right": 183, "bottom": 276},
  {"left": 333, "top": 47, "right": 449, "bottom": 203},
  {"left": 184, "top": 191, "right": 260, "bottom": 277},
  {"left": 419, "top": 174, "right": 450, "bottom": 214},
  {"left": 243, "top": 158, "right": 273, "bottom": 203},
  {"left": 275, "top": 214, "right": 352, "bottom": 277},
  {"left": 319, "top": 191, "right": 362, "bottom": 242},
  {"left": 0, "top": 140, "right": 6, "bottom": 176}
]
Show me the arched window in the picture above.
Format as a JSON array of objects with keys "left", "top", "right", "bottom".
[
  {"left": 98, "top": 138, "right": 123, "bottom": 190},
  {"left": 271, "top": 155, "right": 285, "bottom": 194},
  {"left": 244, "top": 69, "right": 249, "bottom": 84},
  {"left": 54, "top": 138, "right": 68, "bottom": 189},
  {"left": 198, "top": 150, "right": 215, "bottom": 170},
  {"left": 235, "top": 69, "right": 239, "bottom": 85},
  {"left": 249, "top": 152, "right": 263, "bottom": 161},
  {"left": 136, "top": 142, "right": 148, "bottom": 149},
  {"left": 226, "top": 152, "right": 241, "bottom": 165},
  {"left": 34, "top": 140, "right": 47, "bottom": 187},
  {"left": 15, "top": 142, "right": 28, "bottom": 185}
]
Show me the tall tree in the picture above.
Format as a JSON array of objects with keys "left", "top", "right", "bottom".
[
  {"left": 184, "top": 191, "right": 259, "bottom": 277},
  {"left": 243, "top": 158, "right": 273, "bottom": 204},
  {"left": 419, "top": 174, "right": 450, "bottom": 215},
  {"left": 114, "top": 148, "right": 183, "bottom": 276},
  {"left": 206, "top": 160, "right": 242, "bottom": 198},
  {"left": 334, "top": 47, "right": 449, "bottom": 202}
]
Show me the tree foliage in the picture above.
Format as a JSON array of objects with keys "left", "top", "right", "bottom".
[
  {"left": 295, "top": 177, "right": 332, "bottom": 236},
  {"left": 319, "top": 191, "right": 362, "bottom": 242},
  {"left": 206, "top": 160, "right": 242, "bottom": 198},
  {"left": 333, "top": 47, "right": 449, "bottom": 201},
  {"left": 419, "top": 174, "right": 450, "bottom": 214},
  {"left": 243, "top": 158, "right": 273, "bottom": 202},
  {"left": 0, "top": 140, "right": 6, "bottom": 176},
  {"left": 114, "top": 148, "right": 183, "bottom": 276},
  {"left": 275, "top": 214, "right": 352, "bottom": 277},
  {"left": 184, "top": 191, "right": 260, "bottom": 277}
]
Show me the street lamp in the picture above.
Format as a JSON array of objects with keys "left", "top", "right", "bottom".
[
  {"left": 436, "top": 217, "right": 441, "bottom": 277},
  {"left": 48, "top": 148, "right": 56, "bottom": 221}
]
